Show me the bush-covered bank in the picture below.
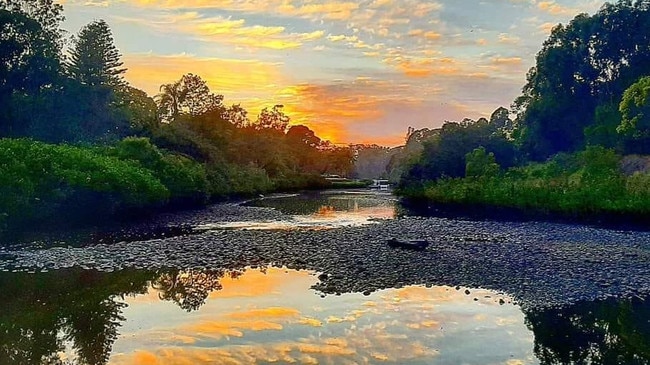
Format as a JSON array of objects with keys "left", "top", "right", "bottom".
[
  {"left": 398, "top": 147, "right": 650, "bottom": 221},
  {"left": 0, "top": 4, "right": 358, "bottom": 240},
  {"left": 0, "top": 138, "right": 337, "bottom": 237}
]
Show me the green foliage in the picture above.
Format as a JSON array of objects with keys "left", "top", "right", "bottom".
[
  {"left": 218, "top": 164, "right": 273, "bottom": 196},
  {"left": 109, "top": 137, "right": 209, "bottom": 203},
  {"left": 116, "top": 85, "right": 158, "bottom": 133},
  {"left": 0, "top": 2, "right": 356, "bottom": 233},
  {"left": 618, "top": 76, "right": 650, "bottom": 137},
  {"left": 0, "top": 7, "right": 63, "bottom": 138},
  {"left": 0, "top": 139, "right": 168, "bottom": 229},
  {"left": 515, "top": 1, "right": 650, "bottom": 159},
  {"left": 465, "top": 147, "right": 500, "bottom": 178},
  {"left": 400, "top": 146, "right": 650, "bottom": 217},
  {"left": 585, "top": 102, "right": 623, "bottom": 149},
  {"left": 400, "top": 110, "right": 516, "bottom": 189}
]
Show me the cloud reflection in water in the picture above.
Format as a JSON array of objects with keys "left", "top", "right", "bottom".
[{"left": 108, "top": 267, "right": 536, "bottom": 365}]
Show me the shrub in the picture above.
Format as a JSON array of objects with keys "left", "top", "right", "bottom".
[
  {"left": 0, "top": 138, "right": 169, "bottom": 231},
  {"left": 110, "top": 137, "right": 209, "bottom": 203}
]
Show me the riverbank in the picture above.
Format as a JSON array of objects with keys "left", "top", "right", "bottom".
[
  {"left": 397, "top": 147, "right": 650, "bottom": 223},
  {"left": 0, "top": 138, "right": 340, "bottom": 242},
  {"left": 2, "top": 194, "right": 649, "bottom": 310}
]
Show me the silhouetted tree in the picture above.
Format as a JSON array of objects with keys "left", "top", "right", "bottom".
[
  {"left": 223, "top": 103, "right": 250, "bottom": 128},
  {"left": 525, "top": 298, "right": 650, "bottom": 364},
  {"left": 156, "top": 73, "right": 224, "bottom": 122},
  {"left": 0, "top": 2, "right": 63, "bottom": 137},
  {"left": 152, "top": 269, "right": 224, "bottom": 312},
  {"left": 256, "top": 104, "right": 289, "bottom": 132},
  {"left": 68, "top": 19, "right": 125, "bottom": 87},
  {"left": 64, "top": 19, "right": 130, "bottom": 142}
]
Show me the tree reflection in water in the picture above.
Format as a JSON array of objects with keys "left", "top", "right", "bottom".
[
  {"left": 525, "top": 297, "right": 650, "bottom": 365},
  {"left": 152, "top": 268, "right": 237, "bottom": 312},
  {"left": 1, "top": 267, "right": 648, "bottom": 365},
  {"left": 0, "top": 269, "right": 153, "bottom": 365},
  {"left": 0, "top": 268, "right": 229, "bottom": 365}
]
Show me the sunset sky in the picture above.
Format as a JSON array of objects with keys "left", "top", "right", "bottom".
[{"left": 59, "top": 0, "right": 606, "bottom": 146}]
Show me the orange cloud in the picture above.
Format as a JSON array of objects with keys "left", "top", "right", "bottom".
[
  {"left": 298, "top": 317, "right": 323, "bottom": 327},
  {"left": 131, "top": 351, "right": 159, "bottom": 365},
  {"left": 498, "top": 32, "right": 521, "bottom": 44},
  {"left": 187, "top": 319, "right": 285, "bottom": 338},
  {"left": 115, "top": 12, "right": 324, "bottom": 50},
  {"left": 275, "top": 83, "right": 386, "bottom": 143},
  {"left": 407, "top": 29, "right": 442, "bottom": 41},
  {"left": 538, "top": 21, "right": 559, "bottom": 34},
  {"left": 122, "top": 53, "right": 284, "bottom": 98},
  {"left": 537, "top": 1, "right": 579, "bottom": 16},
  {"left": 225, "top": 307, "right": 300, "bottom": 320},
  {"left": 389, "top": 57, "right": 460, "bottom": 78},
  {"left": 117, "top": 0, "right": 359, "bottom": 22}
]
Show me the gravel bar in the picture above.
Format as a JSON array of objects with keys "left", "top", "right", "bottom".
[{"left": 1, "top": 201, "right": 649, "bottom": 310}]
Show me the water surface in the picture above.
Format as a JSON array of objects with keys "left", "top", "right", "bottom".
[{"left": 1, "top": 267, "right": 537, "bottom": 364}]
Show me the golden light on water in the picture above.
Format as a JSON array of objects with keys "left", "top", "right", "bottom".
[{"left": 106, "top": 267, "right": 535, "bottom": 365}]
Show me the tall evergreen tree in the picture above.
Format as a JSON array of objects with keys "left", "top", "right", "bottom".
[
  {"left": 65, "top": 19, "right": 129, "bottom": 142},
  {"left": 68, "top": 19, "right": 125, "bottom": 87}
]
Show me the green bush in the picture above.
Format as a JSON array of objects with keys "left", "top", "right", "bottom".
[
  {"left": 465, "top": 147, "right": 500, "bottom": 178},
  {"left": 400, "top": 146, "right": 650, "bottom": 217},
  {"left": 110, "top": 137, "right": 209, "bottom": 203},
  {"left": 0, "top": 138, "right": 169, "bottom": 230}
]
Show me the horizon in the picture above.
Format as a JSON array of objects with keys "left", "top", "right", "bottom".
[{"left": 59, "top": 0, "right": 606, "bottom": 147}]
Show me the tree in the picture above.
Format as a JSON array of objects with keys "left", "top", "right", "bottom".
[
  {"left": 488, "top": 106, "right": 512, "bottom": 135},
  {"left": 64, "top": 19, "right": 130, "bottom": 142},
  {"left": 465, "top": 147, "right": 500, "bottom": 178},
  {"left": 618, "top": 76, "right": 650, "bottom": 137},
  {"left": 157, "top": 80, "right": 182, "bottom": 121},
  {"left": 116, "top": 85, "right": 158, "bottom": 133},
  {"left": 255, "top": 104, "right": 290, "bottom": 132},
  {"left": 68, "top": 19, "right": 125, "bottom": 87},
  {"left": 514, "top": 1, "right": 650, "bottom": 160},
  {"left": 156, "top": 73, "right": 224, "bottom": 122},
  {"left": 286, "top": 125, "right": 322, "bottom": 173},
  {"left": 399, "top": 113, "right": 516, "bottom": 189},
  {"left": 222, "top": 103, "right": 249, "bottom": 128},
  {"left": 0, "top": 0, "right": 64, "bottom": 36},
  {"left": 0, "top": 2, "right": 63, "bottom": 137},
  {"left": 286, "top": 125, "right": 321, "bottom": 147},
  {"left": 180, "top": 73, "right": 224, "bottom": 117}
]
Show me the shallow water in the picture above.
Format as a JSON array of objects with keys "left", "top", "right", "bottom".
[
  {"left": 222, "top": 190, "right": 398, "bottom": 230},
  {"left": 1, "top": 267, "right": 536, "bottom": 364}
]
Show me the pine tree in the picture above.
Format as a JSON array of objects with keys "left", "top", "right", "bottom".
[
  {"left": 68, "top": 19, "right": 125, "bottom": 87},
  {"left": 65, "top": 19, "right": 130, "bottom": 142}
]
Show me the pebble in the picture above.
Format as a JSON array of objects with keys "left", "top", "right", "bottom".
[{"left": 0, "top": 199, "right": 649, "bottom": 310}]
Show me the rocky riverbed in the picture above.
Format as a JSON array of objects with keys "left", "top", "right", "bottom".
[{"left": 1, "top": 198, "right": 649, "bottom": 310}]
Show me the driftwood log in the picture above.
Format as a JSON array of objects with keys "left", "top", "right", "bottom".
[{"left": 386, "top": 238, "right": 430, "bottom": 251}]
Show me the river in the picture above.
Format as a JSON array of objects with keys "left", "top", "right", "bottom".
[{"left": 0, "top": 190, "right": 649, "bottom": 364}]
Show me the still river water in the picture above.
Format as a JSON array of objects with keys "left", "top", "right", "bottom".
[{"left": 0, "top": 191, "right": 648, "bottom": 364}]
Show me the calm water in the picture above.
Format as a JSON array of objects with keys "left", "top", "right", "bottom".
[
  {"left": 1, "top": 190, "right": 649, "bottom": 364},
  {"left": 200, "top": 191, "right": 398, "bottom": 230}
]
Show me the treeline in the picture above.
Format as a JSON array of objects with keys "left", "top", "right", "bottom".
[
  {"left": 398, "top": 0, "right": 650, "bottom": 220},
  {"left": 0, "top": 0, "right": 353, "bottom": 234}
]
